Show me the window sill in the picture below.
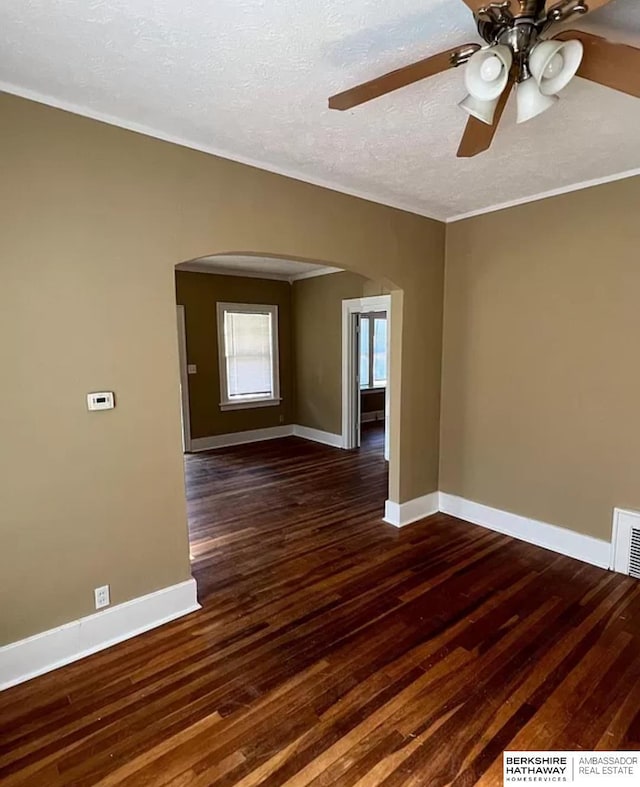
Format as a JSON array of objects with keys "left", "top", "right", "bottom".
[
  {"left": 361, "top": 386, "right": 386, "bottom": 394},
  {"left": 219, "top": 398, "right": 282, "bottom": 412}
]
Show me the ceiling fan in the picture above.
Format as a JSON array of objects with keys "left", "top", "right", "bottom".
[{"left": 328, "top": 0, "right": 640, "bottom": 157}]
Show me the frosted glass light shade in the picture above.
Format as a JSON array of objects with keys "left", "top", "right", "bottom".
[
  {"left": 516, "top": 78, "right": 558, "bottom": 123},
  {"left": 459, "top": 94, "right": 499, "bottom": 125},
  {"left": 529, "top": 39, "right": 584, "bottom": 95},
  {"left": 465, "top": 45, "right": 512, "bottom": 101}
]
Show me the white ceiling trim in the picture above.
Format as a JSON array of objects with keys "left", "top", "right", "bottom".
[
  {"left": 177, "top": 261, "right": 342, "bottom": 283},
  {"left": 2, "top": 0, "right": 639, "bottom": 223},
  {"left": 447, "top": 167, "right": 640, "bottom": 223},
  {"left": 3, "top": 81, "right": 638, "bottom": 226},
  {"left": 0, "top": 80, "right": 447, "bottom": 223}
]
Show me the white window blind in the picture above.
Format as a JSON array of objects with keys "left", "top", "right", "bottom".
[
  {"left": 224, "top": 311, "right": 273, "bottom": 400},
  {"left": 216, "top": 303, "right": 280, "bottom": 410}
]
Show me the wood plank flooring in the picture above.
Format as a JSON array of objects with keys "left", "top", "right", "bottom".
[{"left": 2, "top": 424, "right": 640, "bottom": 786}]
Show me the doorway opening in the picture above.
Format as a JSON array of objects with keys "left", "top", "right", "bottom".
[
  {"left": 342, "top": 295, "right": 391, "bottom": 461},
  {"left": 173, "top": 254, "right": 401, "bottom": 555}
]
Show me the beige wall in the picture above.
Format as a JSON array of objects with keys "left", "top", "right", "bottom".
[
  {"left": 0, "top": 93, "right": 444, "bottom": 645},
  {"left": 292, "top": 271, "right": 385, "bottom": 434},
  {"left": 441, "top": 176, "right": 640, "bottom": 541},
  {"left": 175, "top": 271, "right": 293, "bottom": 438},
  {"left": 3, "top": 90, "right": 635, "bottom": 649}
]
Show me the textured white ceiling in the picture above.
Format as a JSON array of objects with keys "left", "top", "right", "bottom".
[
  {"left": 177, "top": 254, "right": 342, "bottom": 281},
  {"left": 1, "top": 0, "right": 639, "bottom": 220}
]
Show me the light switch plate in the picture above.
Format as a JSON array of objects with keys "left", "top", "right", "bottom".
[{"left": 187, "top": 364, "right": 197, "bottom": 375}]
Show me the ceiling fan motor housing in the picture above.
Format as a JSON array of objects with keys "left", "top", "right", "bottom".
[
  {"left": 475, "top": 0, "right": 585, "bottom": 82},
  {"left": 500, "top": 21, "right": 540, "bottom": 80}
]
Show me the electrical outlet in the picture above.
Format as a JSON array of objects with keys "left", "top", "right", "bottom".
[{"left": 94, "top": 585, "right": 110, "bottom": 609}]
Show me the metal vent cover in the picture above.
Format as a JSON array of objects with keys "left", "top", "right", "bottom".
[
  {"left": 612, "top": 508, "right": 640, "bottom": 579},
  {"left": 630, "top": 527, "right": 640, "bottom": 580}
]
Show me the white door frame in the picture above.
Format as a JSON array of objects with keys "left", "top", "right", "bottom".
[
  {"left": 176, "top": 305, "right": 192, "bottom": 453},
  {"left": 341, "top": 295, "right": 391, "bottom": 461}
]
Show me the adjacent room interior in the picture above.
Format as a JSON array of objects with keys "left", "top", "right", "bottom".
[
  {"left": 173, "top": 255, "right": 391, "bottom": 460},
  {"left": 174, "top": 256, "right": 394, "bottom": 559},
  {"left": 1, "top": 0, "right": 640, "bottom": 784}
]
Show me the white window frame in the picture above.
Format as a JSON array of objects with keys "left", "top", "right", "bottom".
[
  {"left": 216, "top": 302, "right": 281, "bottom": 412},
  {"left": 359, "top": 311, "right": 387, "bottom": 391}
]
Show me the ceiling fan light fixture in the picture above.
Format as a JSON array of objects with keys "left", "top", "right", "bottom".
[
  {"left": 465, "top": 45, "right": 512, "bottom": 101},
  {"left": 529, "top": 39, "right": 584, "bottom": 95},
  {"left": 458, "top": 94, "right": 499, "bottom": 125},
  {"left": 516, "top": 78, "right": 559, "bottom": 123},
  {"left": 329, "top": 1, "right": 640, "bottom": 160}
]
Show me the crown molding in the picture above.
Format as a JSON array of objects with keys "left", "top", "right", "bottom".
[
  {"left": 446, "top": 167, "right": 640, "bottom": 223},
  {"left": 3, "top": 81, "right": 638, "bottom": 226},
  {"left": 0, "top": 80, "right": 447, "bottom": 223}
]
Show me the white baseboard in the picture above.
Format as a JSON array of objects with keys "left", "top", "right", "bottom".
[
  {"left": 383, "top": 492, "right": 440, "bottom": 528},
  {"left": 292, "top": 424, "right": 344, "bottom": 448},
  {"left": 0, "top": 578, "right": 200, "bottom": 691},
  {"left": 190, "top": 425, "right": 294, "bottom": 451},
  {"left": 439, "top": 493, "right": 611, "bottom": 569},
  {"left": 190, "top": 424, "right": 344, "bottom": 451},
  {"left": 361, "top": 410, "right": 385, "bottom": 423},
  {"left": 382, "top": 490, "right": 612, "bottom": 570}
]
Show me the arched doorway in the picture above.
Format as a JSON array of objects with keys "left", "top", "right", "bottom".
[{"left": 173, "top": 252, "right": 400, "bottom": 512}]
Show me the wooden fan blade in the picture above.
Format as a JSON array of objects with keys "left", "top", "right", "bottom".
[
  {"left": 555, "top": 30, "right": 640, "bottom": 98},
  {"left": 329, "top": 44, "right": 480, "bottom": 111},
  {"left": 457, "top": 79, "right": 514, "bottom": 158}
]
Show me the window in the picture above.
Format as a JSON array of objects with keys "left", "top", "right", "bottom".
[
  {"left": 216, "top": 303, "right": 280, "bottom": 411},
  {"left": 360, "top": 312, "right": 387, "bottom": 389}
]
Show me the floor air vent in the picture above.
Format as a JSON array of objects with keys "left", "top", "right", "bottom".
[
  {"left": 630, "top": 527, "right": 640, "bottom": 579},
  {"left": 612, "top": 508, "right": 640, "bottom": 578}
]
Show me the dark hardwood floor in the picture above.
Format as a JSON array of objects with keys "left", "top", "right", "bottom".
[{"left": 2, "top": 424, "right": 640, "bottom": 786}]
